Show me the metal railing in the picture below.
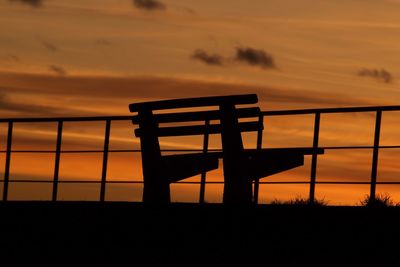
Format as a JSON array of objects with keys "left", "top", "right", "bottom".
[
  {"left": 0, "top": 116, "right": 135, "bottom": 202},
  {"left": 259, "top": 105, "right": 400, "bottom": 204},
  {"left": 1, "top": 105, "right": 400, "bottom": 204}
]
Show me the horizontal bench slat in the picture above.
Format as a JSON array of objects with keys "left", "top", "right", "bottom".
[
  {"left": 131, "top": 107, "right": 261, "bottom": 124},
  {"left": 243, "top": 147, "right": 324, "bottom": 156},
  {"left": 135, "top": 121, "right": 263, "bottom": 137},
  {"left": 129, "top": 94, "right": 257, "bottom": 112},
  {"left": 203, "top": 148, "right": 324, "bottom": 158}
]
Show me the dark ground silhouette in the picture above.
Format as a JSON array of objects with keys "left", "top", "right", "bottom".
[{"left": 0, "top": 202, "right": 400, "bottom": 267}]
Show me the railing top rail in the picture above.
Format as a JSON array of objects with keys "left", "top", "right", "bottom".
[
  {"left": 2, "top": 105, "right": 400, "bottom": 123},
  {"left": 0, "top": 115, "right": 134, "bottom": 123},
  {"left": 262, "top": 105, "right": 400, "bottom": 116}
]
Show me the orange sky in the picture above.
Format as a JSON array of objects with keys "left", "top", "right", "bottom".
[{"left": 1, "top": 0, "right": 400, "bottom": 205}]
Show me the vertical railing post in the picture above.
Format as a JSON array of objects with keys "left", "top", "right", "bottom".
[
  {"left": 52, "top": 120, "right": 63, "bottom": 201},
  {"left": 253, "top": 114, "right": 264, "bottom": 205},
  {"left": 309, "top": 113, "right": 321, "bottom": 204},
  {"left": 100, "top": 119, "right": 111, "bottom": 202},
  {"left": 370, "top": 110, "right": 382, "bottom": 202},
  {"left": 199, "top": 119, "right": 210, "bottom": 204},
  {"left": 3, "top": 121, "right": 13, "bottom": 202}
]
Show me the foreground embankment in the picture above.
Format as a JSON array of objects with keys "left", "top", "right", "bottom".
[{"left": 0, "top": 202, "right": 399, "bottom": 267}]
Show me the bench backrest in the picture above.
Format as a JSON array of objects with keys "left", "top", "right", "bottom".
[
  {"left": 130, "top": 94, "right": 263, "bottom": 138},
  {"left": 129, "top": 94, "right": 258, "bottom": 111}
]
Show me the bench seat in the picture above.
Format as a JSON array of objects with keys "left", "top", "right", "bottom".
[
  {"left": 164, "top": 148, "right": 324, "bottom": 183},
  {"left": 163, "top": 153, "right": 219, "bottom": 183}
]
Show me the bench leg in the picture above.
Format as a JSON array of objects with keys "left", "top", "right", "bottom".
[
  {"left": 220, "top": 103, "right": 253, "bottom": 205},
  {"left": 138, "top": 109, "right": 170, "bottom": 204}
]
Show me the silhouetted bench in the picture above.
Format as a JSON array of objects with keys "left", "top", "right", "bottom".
[{"left": 129, "top": 94, "right": 324, "bottom": 205}]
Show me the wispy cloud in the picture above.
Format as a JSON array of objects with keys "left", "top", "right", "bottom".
[
  {"left": 8, "top": 0, "right": 42, "bottom": 8},
  {"left": 1, "top": 54, "right": 20, "bottom": 62},
  {"left": 0, "top": 93, "right": 6, "bottom": 105},
  {"left": 180, "top": 7, "right": 196, "bottom": 15},
  {"left": 358, "top": 68, "right": 393, "bottom": 83},
  {"left": 41, "top": 41, "right": 58, "bottom": 52},
  {"left": 49, "top": 65, "right": 67, "bottom": 76},
  {"left": 0, "top": 72, "right": 377, "bottom": 111},
  {"left": 0, "top": 92, "right": 79, "bottom": 117},
  {"left": 191, "top": 47, "right": 277, "bottom": 70},
  {"left": 191, "top": 49, "right": 224, "bottom": 66},
  {"left": 133, "top": 0, "right": 166, "bottom": 11},
  {"left": 235, "top": 47, "right": 276, "bottom": 69},
  {"left": 95, "top": 39, "right": 112, "bottom": 46}
]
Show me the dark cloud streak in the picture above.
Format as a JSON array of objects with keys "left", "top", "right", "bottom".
[
  {"left": 0, "top": 73, "right": 376, "bottom": 110},
  {"left": 133, "top": 0, "right": 166, "bottom": 11},
  {"left": 358, "top": 68, "right": 393, "bottom": 83},
  {"left": 191, "top": 46, "right": 277, "bottom": 70},
  {"left": 191, "top": 49, "right": 224, "bottom": 66},
  {"left": 0, "top": 92, "right": 87, "bottom": 117},
  {"left": 41, "top": 41, "right": 58, "bottom": 52},
  {"left": 1, "top": 55, "right": 20, "bottom": 62},
  {"left": 95, "top": 39, "right": 112, "bottom": 46},
  {"left": 49, "top": 65, "right": 67, "bottom": 76},
  {"left": 235, "top": 47, "right": 276, "bottom": 69},
  {"left": 8, "top": 0, "right": 42, "bottom": 8},
  {"left": 182, "top": 7, "right": 196, "bottom": 14}
]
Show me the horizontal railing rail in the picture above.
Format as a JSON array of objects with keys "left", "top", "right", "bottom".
[
  {"left": 0, "top": 115, "right": 134, "bottom": 123},
  {"left": 1, "top": 180, "right": 400, "bottom": 185},
  {"left": 1, "top": 105, "right": 400, "bottom": 204},
  {"left": 2, "top": 145, "right": 400, "bottom": 154},
  {"left": 261, "top": 105, "right": 400, "bottom": 116}
]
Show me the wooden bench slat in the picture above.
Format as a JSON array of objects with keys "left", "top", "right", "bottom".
[
  {"left": 129, "top": 94, "right": 258, "bottom": 112},
  {"left": 244, "top": 147, "right": 325, "bottom": 156},
  {"left": 135, "top": 121, "right": 263, "bottom": 137},
  {"left": 205, "top": 148, "right": 324, "bottom": 158},
  {"left": 131, "top": 107, "right": 261, "bottom": 124}
]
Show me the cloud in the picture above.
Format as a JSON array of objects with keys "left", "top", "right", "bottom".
[
  {"left": 0, "top": 93, "right": 6, "bottom": 104},
  {"left": 1, "top": 54, "right": 20, "bottom": 62},
  {"left": 0, "top": 72, "right": 379, "bottom": 114},
  {"left": 9, "top": 55, "right": 20, "bottom": 62},
  {"left": 41, "top": 41, "right": 58, "bottom": 52},
  {"left": 174, "top": 6, "right": 196, "bottom": 15},
  {"left": 358, "top": 68, "right": 393, "bottom": 83},
  {"left": 95, "top": 39, "right": 112, "bottom": 46},
  {"left": 0, "top": 92, "right": 83, "bottom": 117},
  {"left": 191, "top": 49, "right": 224, "bottom": 66},
  {"left": 133, "top": 0, "right": 166, "bottom": 11},
  {"left": 8, "top": 0, "right": 42, "bottom": 8},
  {"left": 49, "top": 65, "right": 67, "bottom": 76},
  {"left": 181, "top": 7, "right": 196, "bottom": 15},
  {"left": 235, "top": 47, "right": 276, "bottom": 69},
  {"left": 191, "top": 47, "right": 277, "bottom": 69}
]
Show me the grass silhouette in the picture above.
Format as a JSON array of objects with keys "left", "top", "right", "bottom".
[
  {"left": 270, "top": 195, "right": 328, "bottom": 206},
  {"left": 360, "top": 193, "right": 400, "bottom": 207}
]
